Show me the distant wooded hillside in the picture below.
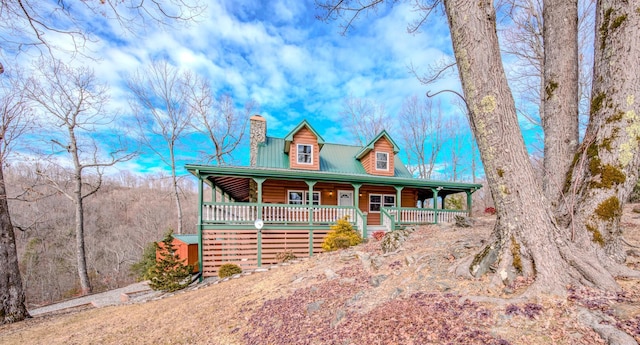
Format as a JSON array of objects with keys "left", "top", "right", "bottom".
[{"left": 6, "top": 164, "right": 197, "bottom": 306}]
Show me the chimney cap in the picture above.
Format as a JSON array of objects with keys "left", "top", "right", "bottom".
[{"left": 250, "top": 114, "right": 265, "bottom": 122}]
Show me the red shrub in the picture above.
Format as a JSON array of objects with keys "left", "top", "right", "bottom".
[
  {"left": 372, "top": 230, "right": 386, "bottom": 241},
  {"left": 484, "top": 207, "right": 496, "bottom": 215}
]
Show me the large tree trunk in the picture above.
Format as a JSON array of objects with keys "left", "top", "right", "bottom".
[
  {"left": 542, "top": 0, "right": 580, "bottom": 205},
  {"left": 0, "top": 163, "right": 30, "bottom": 323},
  {"left": 443, "top": 0, "right": 626, "bottom": 295},
  {"left": 71, "top": 132, "right": 92, "bottom": 295},
  {"left": 563, "top": 0, "right": 640, "bottom": 265},
  {"left": 74, "top": 179, "right": 92, "bottom": 295},
  {"left": 170, "top": 147, "right": 183, "bottom": 234}
]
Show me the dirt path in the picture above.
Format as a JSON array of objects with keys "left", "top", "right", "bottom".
[{"left": 28, "top": 281, "right": 157, "bottom": 316}]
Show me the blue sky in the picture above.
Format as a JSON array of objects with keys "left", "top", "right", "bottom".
[{"left": 4, "top": 0, "right": 544, "bottom": 182}]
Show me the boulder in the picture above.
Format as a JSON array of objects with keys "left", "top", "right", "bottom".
[
  {"left": 380, "top": 228, "right": 413, "bottom": 254},
  {"left": 455, "top": 215, "right": 474, "bottom": 228}
]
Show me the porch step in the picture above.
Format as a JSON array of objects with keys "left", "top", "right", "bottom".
[
  {"left": 366, "top": 226, "right": 389, "bottom": 238},
  {"left": 367, "top": 226, "right": 387, "bottom": 231}
]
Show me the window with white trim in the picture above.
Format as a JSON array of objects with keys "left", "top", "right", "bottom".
[
  {"left": 369, "top": 194, "right": 395, "bottom": 212},
  {"left": 375, "top": 151, "right": 389, "bottom": 170},
  {"left": 306, "top": 191, "right": 321, "bottom": 205},
  {"left": 288, "top": 190, "right": 321, "bottom": 205},
  {"left": 383, "top": 195, "right": 395, "bottom": 208},
  {"left": 297, "top": 144, "right": 313, "bottom": 164},
  {"left": 288, "top": 191, "right": 304, "bottom": 204}
]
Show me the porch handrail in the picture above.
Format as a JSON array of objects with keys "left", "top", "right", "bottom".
[
  {"left": 352, "top": 208, "right": 368, "bottom": 238},
  {"left": 380, "top": 207, "right": 396, "bottom": 231}
]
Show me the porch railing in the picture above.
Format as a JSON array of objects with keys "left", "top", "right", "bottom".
[
  {"left": 382, "top": 207, "right": 469, "bottom": 228},
  {"left": 203, "top": 202, "right": 358, "bottom": 225},
  {"left": 436, "top": 209, "right": 469, "bottom": 223}
]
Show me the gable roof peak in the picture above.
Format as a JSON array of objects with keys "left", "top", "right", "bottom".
[
  {"left": 356, "top": 130, "right": 400, "bottom": 159},
  {"left": 283, "top": 119, "right": 325, "bottom": 153}
]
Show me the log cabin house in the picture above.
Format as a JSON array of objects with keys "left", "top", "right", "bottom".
[{"left": 186, "top": 115, "right": 481, "bottom": 277}]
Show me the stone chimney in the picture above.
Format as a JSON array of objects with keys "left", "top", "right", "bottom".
[{"left": 249, "top": 115, "right": 266, "bottom": 167}]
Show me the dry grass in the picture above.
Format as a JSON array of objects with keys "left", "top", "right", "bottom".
[{"left": 2, "top": 206, "right": 640, "bottom": 345}]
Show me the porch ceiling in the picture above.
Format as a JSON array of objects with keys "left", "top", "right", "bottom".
[
  {"left": 189, "top": 164, "right": 482, "bottom": 198},
  {"left": 208, "top": 176, "right": 250, "bottom": 202}
]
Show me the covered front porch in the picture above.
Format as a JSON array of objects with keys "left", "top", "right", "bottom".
[{"left": 186, "top": 164, "right": 481, "bottom": 277}]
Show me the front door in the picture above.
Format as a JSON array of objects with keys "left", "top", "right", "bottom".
[{"left": 338, "top": 190, "right": 353, "bottom": 206}]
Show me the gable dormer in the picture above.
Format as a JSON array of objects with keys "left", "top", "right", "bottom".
[
  {"left": 356, "top": 130, "right": 400, "bottom": 177},
  {"left": 284, "top": 120, "right": 325, "bottom": 171}
]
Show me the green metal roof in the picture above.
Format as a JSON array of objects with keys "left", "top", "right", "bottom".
[
  {"left": 173, "top": 234, "right": 198, "bottom": 245},
  {"left": 257, "top": 137, "right": 413, "bottom": 178},
  {"left": 186, "top": 118, "right": 482, "bottom": 202},
  {"left": 256, "top": 137, "right": 290, "bottom": 168}
]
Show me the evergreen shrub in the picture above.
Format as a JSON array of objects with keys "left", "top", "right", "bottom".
[
  {"left": 130, "top": 241, "right": 158, "bottom": 281},
  {"left": 218, "top": 263, "right": 242, "bottom": 278},
  {"left": 147, "top": 230, "right": 192, "bottom": 292},
  {"left": 322, "top": 216, "right": 362, "bottom": 252}
]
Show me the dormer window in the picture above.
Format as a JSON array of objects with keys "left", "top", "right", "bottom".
[
  {"left": 375, "top": 152, "right": 388, "bottom": 171},
  {"left": 297, "top": 144, "right": 313, "bottom": 164}
]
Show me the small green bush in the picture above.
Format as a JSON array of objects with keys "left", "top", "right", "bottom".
[
  {"left": 218, "top": 263, "right": 242, "bottom": 278},
  {"left": 275, "top": 250, "right": 297, "bottom": 263},
  {"left": 322, "top": 216, "right": 362, "bottom": 252}
]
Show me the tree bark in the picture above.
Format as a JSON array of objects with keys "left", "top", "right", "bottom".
[
  {"left": 170, "top": 147, "right": 183, "bottom": 234},
  {"left": 70, "top": 127, "right": 92, "bottom": 294},
  {"left": 543, "top": 0, "right": 580, "bottom": 205},
  {"left": 564, "top": 0, "right": 640, "bottom": 264},
  {"left": 0, "top": 162, "right": 30, "bottom": 323},
  {"left": 443, "top": 0, "right": 623, "bottom": 295}
]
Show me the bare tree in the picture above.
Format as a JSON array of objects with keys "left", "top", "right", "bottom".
[
  {"left": 398, "top": 95, "right": 448, "bottom": 179},
  {"left": 339, "top": 94, "right": 390, "bottom": 145},
  {"left": 498, "top": 0, "right": 596, "bottom": 202},
  {"left": 445, "top": 0, "right": 640, "bottom": 296},
  {"left": 0, "top": 0, "right": 204, "bottom": 58},
  {"left": 0, "top": 0, "right": 204, "bottom": 324},
  {"left": 127, "top": 59, "right": 194, "bottom": 234},
  {"left": 468, "top": 131, "right": 479, "bottom": 184},
  {"left": 317, "top": 0, "right": 640, "bottom": 306},
  {"left": 0, "top": 65, "right": 31, "bottom": 323},
  {"left": 23, "top": 59, "right": 134, "bottom": 295},
  {"left": 445, "top": 115, "right": 467, "bottom": 182},
  {"left": 188, "top": 77, "right": 256, "bottom": 165},
  {"left": 5, "top": 163, "right": 198, "bottom": 305}
]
